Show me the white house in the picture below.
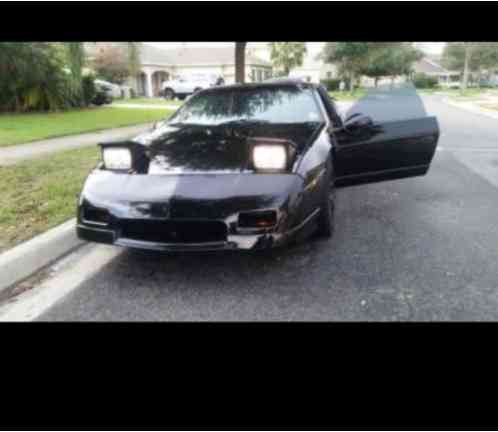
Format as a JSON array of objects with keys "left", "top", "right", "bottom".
[
  {"left": 131, "top": 45, "right": 272, "bottom": 97},
  {"left": 86, "top": 43, "right": 272, "bottom": 97},
  {"left": 413, "top": 57, "right": 461, "bottom": 88}
]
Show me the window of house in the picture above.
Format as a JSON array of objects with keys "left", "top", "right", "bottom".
[{"left": 327, "top": 72, "right": 332, "bottom": 79}]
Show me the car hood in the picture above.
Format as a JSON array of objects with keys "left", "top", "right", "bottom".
[{"left": 128, "top": 122, "right": 322, "bottom": 174}]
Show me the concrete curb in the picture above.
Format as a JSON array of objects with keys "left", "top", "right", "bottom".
[{"left": 0, "top": 218, "right": 82, "bottom": 295}]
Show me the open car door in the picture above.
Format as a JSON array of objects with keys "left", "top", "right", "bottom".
[{"left": 333, "top": 116, "right": 439, "bottom": 187}]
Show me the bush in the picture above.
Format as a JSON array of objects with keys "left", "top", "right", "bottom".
[
  {"left": 0, "top": 42, "right": 87, "bottom": 112},
  {"left": 413, "top": 73, "right": 439, "bottom": 89},
  {"left": 82, "top": 75, "right": 96, "bottom": 106},
  {"left": 320, "top": 78, "right": 342, "bottom": 91}
]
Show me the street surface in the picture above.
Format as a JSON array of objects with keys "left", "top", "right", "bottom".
[{"left": 3, "top": 87, "right": 498, "bottom": 321}]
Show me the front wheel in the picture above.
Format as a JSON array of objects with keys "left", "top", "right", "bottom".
[
  {"left": 316, "top": 161, "right": 335, "bottom": 238},
  {"left": 164, "top": 88, "right": 175, "bottom": 100}
]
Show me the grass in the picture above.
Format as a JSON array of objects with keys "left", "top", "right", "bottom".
[
  {"left": 0, "top": 146, "right": 100, "bottom": 253},
  {"left": 328, "top": 89, "right": 367, "bottom": 101},
  {"left": 113, "top": 98, "right": 183, "bottom": 106},
  {"left": 0, "top": 107, "right": 173, "bottom": 147}
]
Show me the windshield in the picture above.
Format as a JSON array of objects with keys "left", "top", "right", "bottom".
[{"left": 169, "top": 86, "right": 324, "bottom": 126}]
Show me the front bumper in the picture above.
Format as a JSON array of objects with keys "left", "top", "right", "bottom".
[
  {"left": 77, "top": 171, "right": 314, "bottom": 251},
  {"left": 76, "top": 222, "right": 309, "bottom": 252}
]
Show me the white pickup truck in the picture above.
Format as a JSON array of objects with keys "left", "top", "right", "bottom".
[{"left": 161, "top": 74, "right": 224, "bottom": 100}]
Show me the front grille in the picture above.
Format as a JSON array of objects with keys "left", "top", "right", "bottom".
[{"left": 120, "top": 219, "right": 228, "bottom": 244}]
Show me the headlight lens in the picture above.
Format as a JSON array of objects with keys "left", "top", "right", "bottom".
[
  {"left": 102, "top": 148, "right": 132, "bottom": 170},
  {"left": 253, "top": 144, "right": 287, "bottom": 171}
]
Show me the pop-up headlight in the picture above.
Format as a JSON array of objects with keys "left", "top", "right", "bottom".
[
  {"left": 253, "top": 144, "right": 287, "bottom": 171},
  {"left": 102, "top": 147, "right": 132, "bottom": 170},
  {"left": 249, "top": 137, "right": 296, "bottom": 172}
]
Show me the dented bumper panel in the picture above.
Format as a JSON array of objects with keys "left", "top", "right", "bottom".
[{"left": 77, "top": 170, "right": 308, "bottom": 251}]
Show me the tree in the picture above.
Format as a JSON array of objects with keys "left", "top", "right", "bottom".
[
  {"left": 93, "top": 45, "right": 130, "bottom": 84},
  {"left": 126, "top": 42, "right": 141, "bottom": 78},
  {"left": 235, "top": 42, "right": 247, "bottom": 83},
  {"left": 360, "top": 43, "right": 422, "bottom": 87},
  {"left": 321, "top": 42, "right": 371, "bottom": 91},
  {"left": 268, "top": 42, "right": 307, "bottom": 76},
  {"left": 0, "top": 42, "right": 82, "bottom": 112},
  {"left": 64, "top": 42, "right": 85, "bottom": 82},
  {"left": 442, "top": 42, "right": 498, "bottom": 90}
]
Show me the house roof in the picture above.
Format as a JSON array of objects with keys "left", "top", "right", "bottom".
[
  {"left": 140, "top": 45, "right": 271, "bottom": 67},
  {"left": 414, "top": 57, "right": 456, "bottom": 75}
]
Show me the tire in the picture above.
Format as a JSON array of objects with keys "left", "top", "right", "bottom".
[
  {"left": 316, "top": 159, "right": 335, "bottom": 238},
  {"left": 164, "top": 88, "right": 175, "bottom": 100}
]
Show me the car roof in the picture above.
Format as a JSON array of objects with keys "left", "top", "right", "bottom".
[{"left": 202, "top": 78, "right": 318, "bottom": 93}]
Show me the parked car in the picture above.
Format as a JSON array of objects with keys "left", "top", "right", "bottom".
[
  {"left": 77, "top": 80, "right": 439, "bottom": 252},
  {"left": 92, "top": 81, "right": 113, "bottom": 106},
  {"left": 161, "top": 73, "right": 224, "bottom": 100},
  {"left": 95, "top": 79, "right": 122, "bottom": 99}
]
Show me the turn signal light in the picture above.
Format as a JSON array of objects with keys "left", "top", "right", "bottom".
[{"left": 238, "top": 210, "right": 277, "bottom": 229}]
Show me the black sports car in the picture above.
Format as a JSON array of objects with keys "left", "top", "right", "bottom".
[{"left": 77, "top": 80, "right": 439, "bottom": 251}]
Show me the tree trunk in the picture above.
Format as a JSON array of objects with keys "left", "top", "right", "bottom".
[
  {"left": 235, "top": 42, "right": 246, "bottom": 84},
  {"left": 374, "top": 77, "right": 379, "bottom": 88},
  {"left": 462, "top": 44, "right": 471, "bottom": 91}
]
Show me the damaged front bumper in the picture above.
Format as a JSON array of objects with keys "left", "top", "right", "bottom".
[{"left": 76, "top": 170, "right": 317, "bottom": 251}]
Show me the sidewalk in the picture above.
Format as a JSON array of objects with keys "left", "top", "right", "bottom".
[
  {"left": 0, "top": 123, "right": 152, "bottom": 166},
  {"left": 442, "top": 97, "right": 498, "bottom": 120},
  {"left": 110, "top": 103, "right": 180, "bottom": 110},
  {"left": 1, "top": 102, "right": 355, "bottom": 167}
]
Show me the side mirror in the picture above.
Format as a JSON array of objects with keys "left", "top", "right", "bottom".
[{"left": 342, "top": 114, "right": 374, "bottom": 134}]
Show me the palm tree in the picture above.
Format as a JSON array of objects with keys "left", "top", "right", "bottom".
[
  {"left": 269, "top": 42, "right": 307, "bottom": 76},
  {"left": 64, "top": 42, "right": 86, "bottom": 82},
  {"left": 235, "top": 42, "right": 247, "bottom": 83},
  {"left": 126, "top": 42, "right": 142, "bottom": 78}
]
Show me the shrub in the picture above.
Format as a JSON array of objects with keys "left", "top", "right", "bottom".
[
  {"left": 82, "top": 75, "right": 97, "bottom": 106},
  {"left": 413, "top": 73, "right": 439, "bottom": 89},
  {"left": 320, "top": 78, "right": 342, "bottom": 91},
  {"left": 0, "top": 42, "right": 87, "bottom": 112}
]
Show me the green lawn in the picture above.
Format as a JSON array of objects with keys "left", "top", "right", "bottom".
[
  {"left": 0, "top": 146, "right": 100, "bottom": 253},
  {"left": 0, "top": 107, "right": 173, "bottom": 147},
  {"left": 113, "top": 98, "right": 183, "bottom": 106},
  {"left": 328, "top": 89, "right": 366, "bottom": 101}
]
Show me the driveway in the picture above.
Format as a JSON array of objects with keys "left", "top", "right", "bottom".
[{"left": 2, "top": 92, "right": 498, "bottom": 321}]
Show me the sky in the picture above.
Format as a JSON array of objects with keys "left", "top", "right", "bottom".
[{"left": 148, "top": 42, "right": 446, "bottom": 55}]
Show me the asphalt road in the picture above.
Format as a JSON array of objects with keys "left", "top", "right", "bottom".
[{"left": 23, "top": 90, "right": 498, "bottom": 320}]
